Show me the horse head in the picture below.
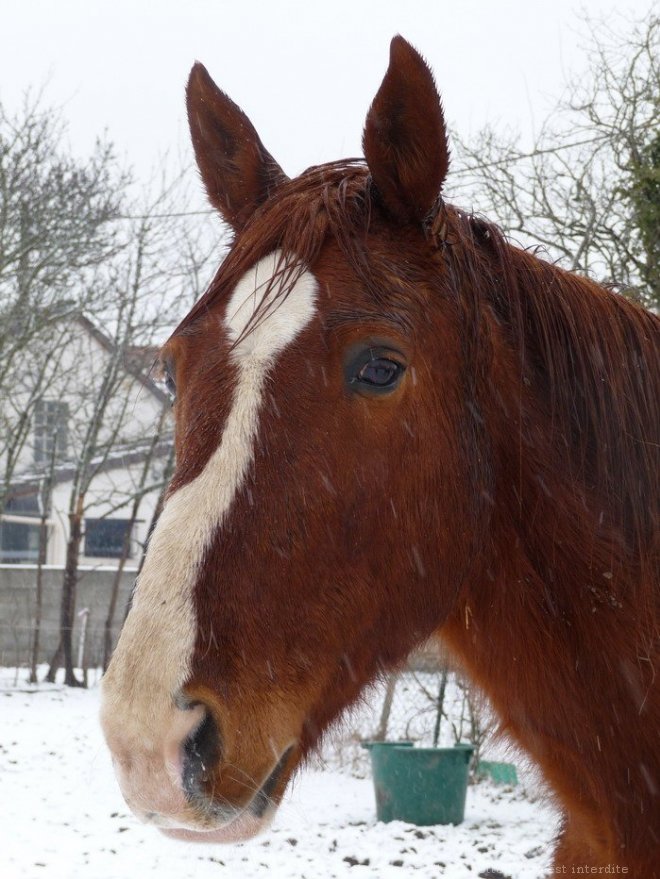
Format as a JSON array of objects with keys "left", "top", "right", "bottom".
[{"left": 101, "top": 37, "right": 485, "bottom": 840}]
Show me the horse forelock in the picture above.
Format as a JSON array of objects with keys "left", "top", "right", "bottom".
[{"left": 172, "top": 162, "right": 365, "bottom": 332}]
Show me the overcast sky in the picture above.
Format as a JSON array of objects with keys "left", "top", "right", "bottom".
[{"left": 1, "top": 0, "right": 653, "bottom": 196}]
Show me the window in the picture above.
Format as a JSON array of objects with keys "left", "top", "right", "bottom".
[
  {"left": 84, "top": 519, "right": 133, "bottom": 559},
  {"left": 5, "top": 493, "right": 40, "bottom": 515},
  {"left": 34, "top": 399, "right": 69, "bottom": 465},
  {"left": 0, "top": 521, "right": 41, "bottom": 563}
]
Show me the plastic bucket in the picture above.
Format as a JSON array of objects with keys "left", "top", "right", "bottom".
[
  {"left": 360, "top": 740, "right": 414, "bottom": 751},
  {"left": 476, "top": 760, "right": 518, "bottom": 786},
  {"left": 369, "top": 744, "right": 473, "bottom": 825}
]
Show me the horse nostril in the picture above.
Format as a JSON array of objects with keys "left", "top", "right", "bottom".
[{"left": 181, "top": 706, "right": 222, "bottom": 799}]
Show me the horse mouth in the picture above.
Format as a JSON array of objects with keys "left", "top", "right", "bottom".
[
  {"left": 161, "top": 745, "right": 295, "bottom": 843},
  {"left": 249, "top": 744, "right": 293, "bottom": 818}
]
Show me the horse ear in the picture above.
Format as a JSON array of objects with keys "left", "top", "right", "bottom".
[
  {"left": 363, "top": 36, "right": 449, "bottom": 224},
  {"left": 186, "top": 63, "right": 288, "bottom": 231}
]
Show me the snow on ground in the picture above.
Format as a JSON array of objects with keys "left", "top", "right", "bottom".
[{"left": 0, "top": 668, "right": 558, "bottom": 879}]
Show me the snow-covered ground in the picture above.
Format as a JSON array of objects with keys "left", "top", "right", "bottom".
[{"left": 0, "top": 668, "right": 558, "bottom": 879}]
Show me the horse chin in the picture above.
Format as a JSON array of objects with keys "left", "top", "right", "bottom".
[
  {"left": 157, "top": 743, "right": 295, "bottom": 844},
  {"left": 160, "top": 810, "right": 271, "bottom": 844}
]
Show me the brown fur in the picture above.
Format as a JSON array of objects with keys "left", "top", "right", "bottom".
[{"left": 157, "top": 37, "right": 658, "bottom": 873}]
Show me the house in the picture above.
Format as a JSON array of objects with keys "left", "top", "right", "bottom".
[{"left": 0, "top": 314, "right": 172, "bottom": 569}]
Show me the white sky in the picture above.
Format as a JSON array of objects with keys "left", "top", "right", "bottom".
[{"left": 1, "top": 0, "right": 653, "bottom": 194}]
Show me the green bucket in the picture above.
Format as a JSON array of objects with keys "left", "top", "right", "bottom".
[
  {"left": 476, "top": 760, "right": 518, "bottom": 786},
  {"left": 360, "top": 740, "right": 414, "bottom": 751},
  {"left": 368, "top": 744, "right": 473, "bottom": 825}
]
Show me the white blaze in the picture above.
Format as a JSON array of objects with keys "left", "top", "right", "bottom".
[{"left": 101, "top": 250, "right": 317, "bottom": 743}]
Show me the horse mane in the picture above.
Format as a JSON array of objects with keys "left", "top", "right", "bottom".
[
  {"left": 445, "top": 209, "right": 659, "bottom": 564},
  {"left": 176, "top": 160, "right": 659, "bottom": 567}
]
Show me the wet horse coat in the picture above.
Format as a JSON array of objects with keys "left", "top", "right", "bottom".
[{"left": 102, "top": 37, "right": 659, "bottom": 874}]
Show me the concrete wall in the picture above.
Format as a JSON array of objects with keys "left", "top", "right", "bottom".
[
  {"left": 0, "top": 564, "right": 137, "bottom": 668},
  {"left": 0, "top": 564, "right": 449, "bottom": 674}
]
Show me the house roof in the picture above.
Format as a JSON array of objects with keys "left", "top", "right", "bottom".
[
  {"left": 6, "top": 435, "right": 174, "bottom": 498},
  {"left": 74, "top": 315, "right": 169, "bottom": 405}
]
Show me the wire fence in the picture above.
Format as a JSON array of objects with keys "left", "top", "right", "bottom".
[
  {"left": 1, "top": 638, "right": 501, "bottom": 784},
  {"left": 311, "top": 655, "right": 496, "bottom": 780}
]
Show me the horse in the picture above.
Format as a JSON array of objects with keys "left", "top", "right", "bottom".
[{"left": 101, "top": 36, "right": 659, "bottom": 874}]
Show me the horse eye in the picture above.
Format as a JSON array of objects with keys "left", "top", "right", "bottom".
[
  {"left": 344, "top": 344, "right": 407, "bottom": 396},
  {"left": 163, "top": 367, "right": 176, "bottom": 402},
  {"left": 357, "top": 357, "right": 404, "bottom": 388}
]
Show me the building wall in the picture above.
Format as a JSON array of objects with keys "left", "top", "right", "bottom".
[
  {"left": 5, "top": 320, "right": 166, "bottom": 479},
  {"left": 0, "top": 564, "right": 137, "bottom": 668},
  {"left": 47, "top": 459, "right": 166, "bottom": 567},
  {"left": 1, "top": 316, "right": 172, "bottom": 568}
]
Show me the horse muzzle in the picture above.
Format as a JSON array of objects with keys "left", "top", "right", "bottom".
[{"left": 100, "top": 692, "right": 296, "bottom": 842}]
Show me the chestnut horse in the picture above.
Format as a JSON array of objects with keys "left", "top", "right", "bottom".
[{"left": 101, "top": 37, "right": 659, "bottom": 874}]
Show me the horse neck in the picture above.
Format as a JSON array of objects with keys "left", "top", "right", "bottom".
[{"left": 439, "top": 260, "right": 659, "bottom": 855}]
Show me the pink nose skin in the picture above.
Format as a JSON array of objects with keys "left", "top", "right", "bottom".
[
  {"left": 161, "top": 811, "right": 272, "bottom": 843},
  {"left": 104, "top": 701, "right": 209, "bottom": 829},
  {"left": 103, "top": 698, "right": 288, "bottom": 841}
]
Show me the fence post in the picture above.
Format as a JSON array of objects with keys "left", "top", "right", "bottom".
[
  {"left": 77, "top": 607, "right": 89, "bottom": 681},
  {"left": 376, "top": 672, "right": 400, "bottom": 739}
]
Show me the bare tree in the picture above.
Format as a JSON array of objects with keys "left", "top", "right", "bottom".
[
  {"left": 0, "top": 90, "right": 220, "bottom": 684},
  {"left": 46, "top": 217, "right": 168, "bottom": 686},
  {"left": 451, "top": 12, "right": 659, "bottom": 310},
  {"left": 102, "top": 405, "right": 174, "bottom": 671},
  {"left": 44, "top": 173, "right": 218, "bottom": 686},
  {"left": 27, "top": 426, "right": 58, "bottom": 684},
  {"left": 0, "top": 92, "right": 129, "bottom": 514}
]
